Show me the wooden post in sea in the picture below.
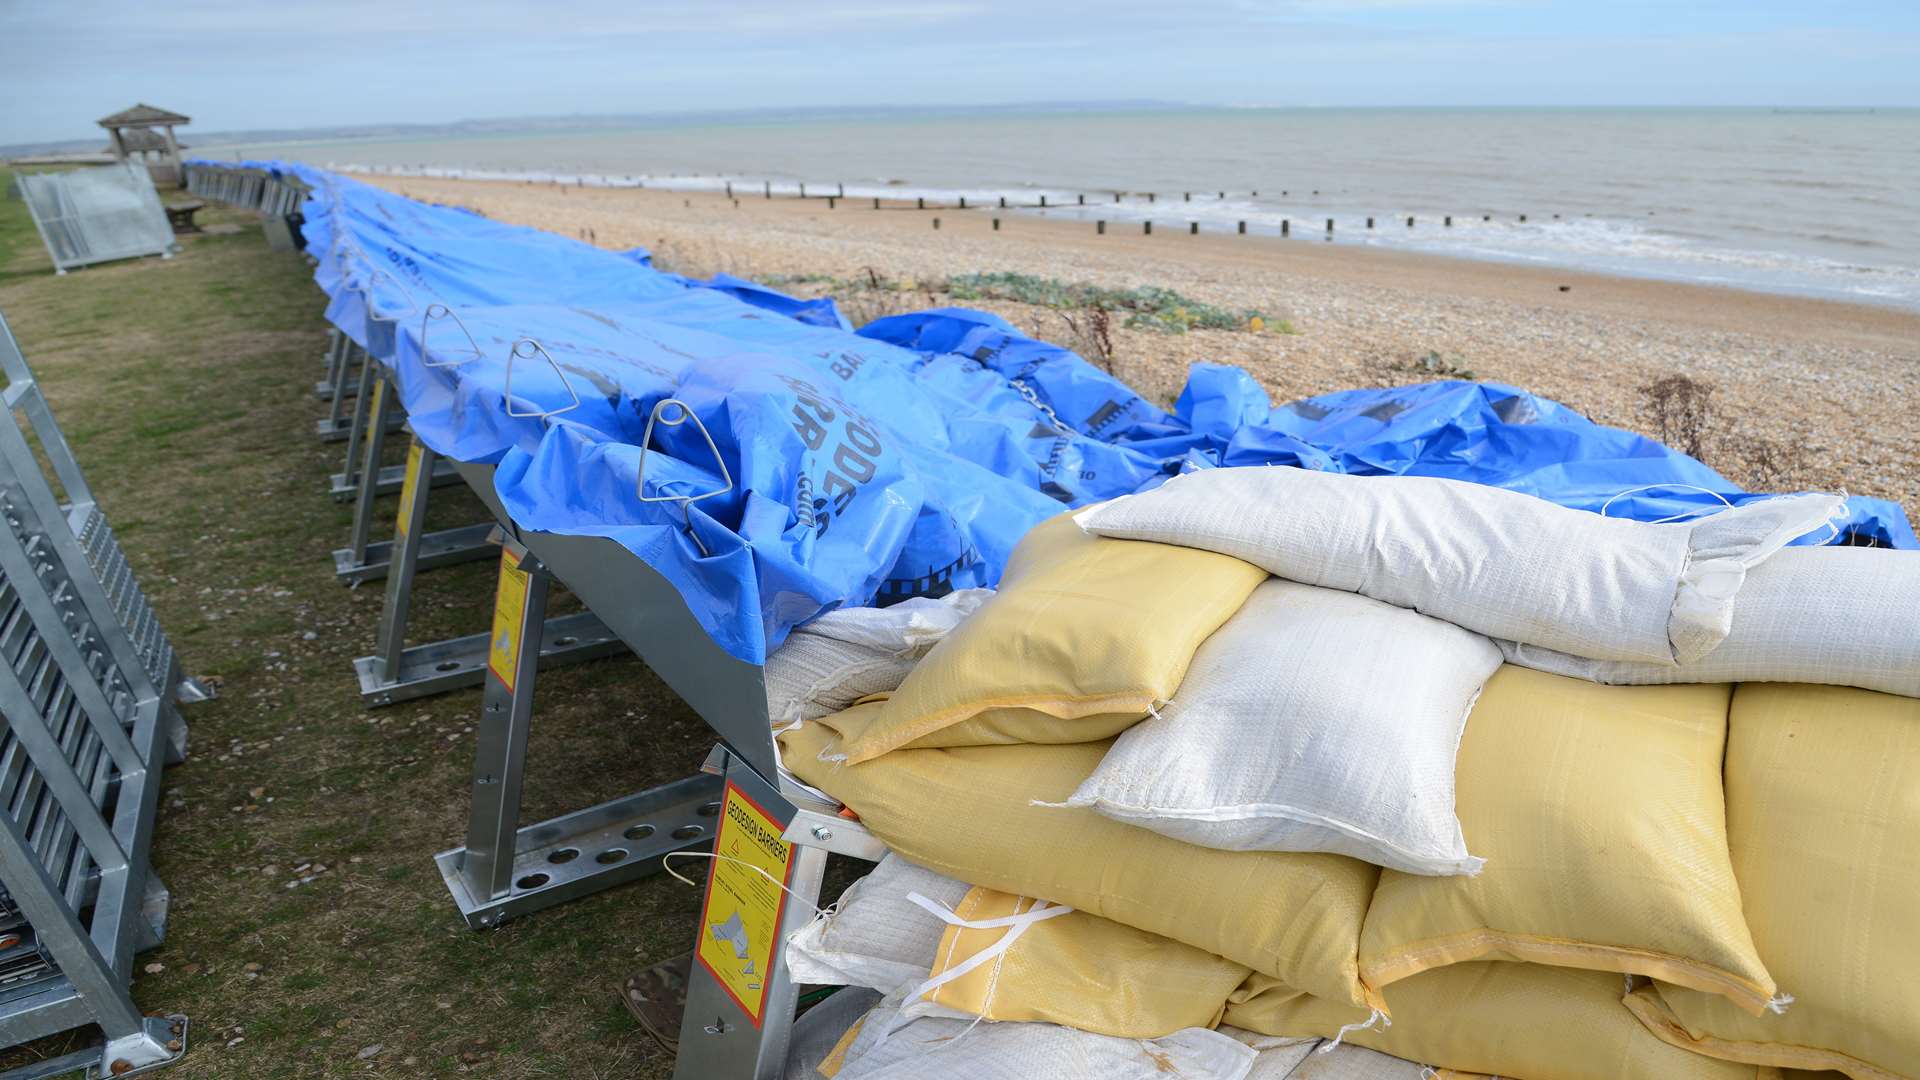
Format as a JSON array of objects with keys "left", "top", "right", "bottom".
[
  {"left": 933, "top": 217, "right": 940, "bottom": 230},
  {"left": 993, "top": 217, "right": 1001, "bottom": 231},
  {"left": 1238, "top": 221, "right": 1247, "bottom": 234},
  {"left": 1281, "top": 219, "right": 1290, "bottom": 237},
  {"left": 1148, "top": 192, "right": 1156, "bottom": 203},
  {"left": 1326, "top": 218, "right": 1334, "bottom": 235},
  {"left": 1040, "top": 195, "right": 1047, "bottom": 207},
  {"left": 764, "top": 181, "right": 771, "bottom": 199},
  {"left": 959, "top": 196, "right": 968, "bottom": 208},
  {"left": 1097, "top": 220, "right": 1106, "bottom": 235},
  {"left": 999, "top": 196, "right": 1007, "bottom": 208},
  {"left": 1483, "top": 214, "right": 1491, "bottom": 221},
  {"left": 1144, "top": 221, "right": 1153, "bottom": 235},
  {"left": 828, "top": 197, "right": 836, "bottom": 209},
  {"left": 838, "top": 183, "right": 845, "bottom": 197},
  {"left": 1190, "top": 222, "right": 1199, "bottom": 235},
  {"left": 1519, "top": 214, "right": 1528, "bottom": 222},
  {"left": 873, "top": 198, "right": 880, "bottom": 210},
  {"left": 1078, "top": 194, "right": 1085, "bottom": 205},
  {"left": 1114, "top": 192, "right": 1121, "bottom": 203},
  {"left": 1445, "top": 216, "right": 1452, "bottom": 227},
  {"left": 1407, "top": 216, "right": 1415, "bottom": 228},
  {"left": 1184, "top": 192, "right": 1191, "bottom": 202},
  {"left": 917, "top": 197, "right": 925, "bottom": 209},
  {"left": 1367, "top": 217, "right": 1374, "bottom": 229},
  {"left": 1218, "top": 191, "right": 1225, "bottom": 199},
  {"left": 800, "top": 182, "right": 807, "bottom": 197},
  {"left": 725, "top": 181, "right": 733, "bottom": 198}
]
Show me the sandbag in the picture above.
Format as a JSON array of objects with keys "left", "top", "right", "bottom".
[
  {"left": 1057, "top": 579, "right": 1498, "bottom": 875},
  {"left": 836, "top": 512, "right": 1268, "bottom": 763},
  {"left": 1499, "top": 547, "right": 1920, "bottom": 699},
  {"left": 918, "top": 885, "right": 1251, "bottom": 1037},
  {"left": 1226, "top": 962, "right": 1774, "bottom": 1080},
  {"left": 1623, "top": 684, "right": 1920, "bottom": 1080},
  {"left": 766, "top": 590, "right": 992, "bottom": 726},
  {"left": 786, "top": 854, "right": 969, "bottom": 993},
  {"left": 820, "top": 993, "right": 1258, "bottom": 1080},
  {"left": 781, "top": 710, "right": 1383, "bottom": 1011},
  {"left": 1358, "top": 667, "right": 1779, "bottom": 1015},
  {"left": 1075, "top": 467, "right": 1843, "bottom": 665}
]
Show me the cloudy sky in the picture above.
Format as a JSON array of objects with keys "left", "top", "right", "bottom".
[{"left": 4, "top": 0, "right": 1917, "bottom": 145}]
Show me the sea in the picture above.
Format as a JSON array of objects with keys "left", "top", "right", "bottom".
[{"left": 217, "top": 106, "right": 1920, "bottom": 312}]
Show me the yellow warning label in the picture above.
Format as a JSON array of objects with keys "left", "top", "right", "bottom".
[
  {"left": 694, "top": 782, "right": 795, "bottom": 1028},
  {"left": 486, "top": 548, "right": 530, "bottom": 692},
  {"left": 393, "top": 441, "right": 424, "bottom": 541}
]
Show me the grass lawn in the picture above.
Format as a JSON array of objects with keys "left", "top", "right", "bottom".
[{"left": 0, "top": 170, "right": 747, "bottom": 1078}]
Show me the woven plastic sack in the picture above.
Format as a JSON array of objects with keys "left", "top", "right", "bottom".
[
  {"left": 1075, "top": 467, "right": 1844, "bottom": 665},
  {"left": 781, "top": 709, "right": 1383, "bottom": 1011},
  {"left": 1058, "top": 579, "right": 1499, "bottom": 875},
  {"left": 820, "top": 993, "right": 1257, "bottom": 1080},
  {"left": 835, "top": 513, "right": 1268, "bottom": 763},
  {"left": 1623, "top": 683, "right": 1920, "bottom": 1080},
  {"left": 787, "top": 854, "right": 969, "bottom": 993},
  {"left": 1500, "top": 547, "right": 1920, "bottom": 699},
  {"left": 766, "top": 590, "right": 992, "bottom": 726},
  {"left": 1358, "top": 666, "right": 1779, "bottom": 1015},
  {"left": 1226, "top": 962, "right": 1773, "bottom": 1080},
  {"left": 917, "top": 885, "right": 1251, "bottom": 1037}
]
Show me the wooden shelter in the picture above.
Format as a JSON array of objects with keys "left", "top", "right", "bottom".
[{"left": 98, "top": 104, "right": 190, "bottom": 188}]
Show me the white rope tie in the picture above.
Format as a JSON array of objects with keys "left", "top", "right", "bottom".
[{"left": 1319, "top": 1008, "right": 1388, "bottom": 1052}]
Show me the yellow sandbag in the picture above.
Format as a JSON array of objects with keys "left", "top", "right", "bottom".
[
  {"left": 1623, "top": 684, "right": 1920, "bottom": 1080},
  {"left": 1227, "top": 962, "right": 1778, "bottom": 1080},
  {"left": 835, "top": 512, "right": 1267, "bottom": 763},
  {"left": 1359, "top": 666, "right": 1778, "bottom": 1014},
  {"left": 918, "top": 885, "right": 1252, "bottom": 1037},
  {"left": 782, "top": 709, "right": 1382, "bottom": 1010}
]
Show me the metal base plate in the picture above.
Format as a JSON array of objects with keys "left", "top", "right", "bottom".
[
  {"left": 17, "top": 1014, "right": 190, "bottom": 1080},
  {"left": 328, "top": 457, "right": 460, "bottom": 502},
  {"left": 351, "top": 611, "right": 624, "bottom": 708},
  {"left": 331, "top": 523, "right": 494, "bottom": 586},
  {"left": 315, "top": 412, "right": 405, "bottom": 442},
  {"left": 436, "top": 774, "right": 722, "bottom": 929}
]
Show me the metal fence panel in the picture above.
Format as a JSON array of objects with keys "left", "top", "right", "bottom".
[{"left": 16, "top": 164, "right": 178, "bottom": 275}]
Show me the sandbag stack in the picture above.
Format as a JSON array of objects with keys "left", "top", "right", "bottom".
[{"left": 767, "top": 467, "right": 1919, "bottom": 1080}]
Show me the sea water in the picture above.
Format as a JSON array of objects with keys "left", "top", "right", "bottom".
[{"left": 221, "top": 106, "right": 1920, "bottom": 311}]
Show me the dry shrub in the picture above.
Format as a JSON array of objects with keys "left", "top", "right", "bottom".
[
  {"left": 1057, "top": 307, "right": 1116, "bottom": 373},
  {"left": 1639, "top": 374, "right": 1716, "bottom": 461}
]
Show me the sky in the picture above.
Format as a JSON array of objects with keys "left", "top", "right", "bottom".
[{"left": 4, "top": 0, "right": 1919, "bottom": 146}]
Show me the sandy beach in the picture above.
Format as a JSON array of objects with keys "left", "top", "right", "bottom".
[{"left": 366, "top": 174, "right": 1920, "bottom": 515}]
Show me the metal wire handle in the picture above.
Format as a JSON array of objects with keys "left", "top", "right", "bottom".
[
  {"left": 636, "top": 398, "right": 734, "bottom": 505},
  {"left": 419, "top": 303, "right": 484, "bottom": 368},
  {"left": 361, "top": 266, "right": 420, "bottom": 323},
  {"left": 502, "top": 338, "right": 580, "bottom": 419}
]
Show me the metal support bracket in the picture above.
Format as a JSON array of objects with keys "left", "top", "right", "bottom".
[
  {"left": 331, "top": 435, "right": 493, "bottom": 585},
  {"left": 433, "top": 538, "right": 714, "bottom": 928}
]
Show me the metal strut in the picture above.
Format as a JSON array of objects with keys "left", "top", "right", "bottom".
[{"left": 433, "top": 536, "right": 717, "bottom": 928}]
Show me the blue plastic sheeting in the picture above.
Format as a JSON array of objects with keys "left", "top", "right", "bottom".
[{"left": 210, "top": 161, "right": 1913, "bottom": 664}]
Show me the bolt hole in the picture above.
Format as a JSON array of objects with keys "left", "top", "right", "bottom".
[
  {"left": 546, "top": 848, "right": 580, "bottom": 864},
  {"left": 552, "top": 635, "right": 578, "bottom": 647},
  {"left": 434, "top": 660, "right": 462, "bottom": 672},
  {"left": 672, "top": 825, "right": 704, "bottom": 840},
  {"left": 515, "top": 873, "right": 550, "bottom": 890},
  {"left": 623, "top": 824, "right": 655, "bottom": 841},
  {"left": 698, "top": 801, "right": 721, "bottom": 817},
  {"left": 596, "top": 848, "right": 628, "bottom": 865}
]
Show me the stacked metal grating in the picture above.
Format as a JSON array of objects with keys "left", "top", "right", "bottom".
[{"left": 0, "top": 311, "right": 193, "bottom": 1079}]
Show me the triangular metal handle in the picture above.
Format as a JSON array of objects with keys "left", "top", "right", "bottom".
[
  {"left": 503, "top": 338, "right": 580, "bottom": 419},
  {"left": 420, "top": 303, "right": 483, "bottom": 368}
]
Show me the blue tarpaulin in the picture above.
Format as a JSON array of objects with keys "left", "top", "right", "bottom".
[{"left": 217, "top": 162, "right": 1914, "bottom": 664}]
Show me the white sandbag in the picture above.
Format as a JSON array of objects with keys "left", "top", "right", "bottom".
[
  {"left": 1500, "top": 546, "right": 1920, "bottom": 698},
  {"left": 767, "top": 590, "right": 993, "bottom": 725},
  {"left": 787, "top": 853, "right": 969, "bottom": 992},
  {"left": 787, "top": 987, "right": 884, "bottom": 1080},
  {"left": 830, "top": 994, "right": 1257, "bottom": 1080},
  {"left": 1074, "top": 467, "right": 1844, "bottom": 665},
  {"left": 1230, "top": 1029, "right": 1319, "bottom": 1079},
  {"left": 1056, "top": 580, "right": 1499, "bottom": 876}
]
